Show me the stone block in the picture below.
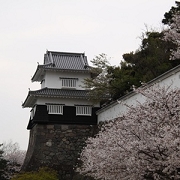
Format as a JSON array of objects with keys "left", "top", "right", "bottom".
[
  {"left": 22, "top": 124, "right": 98, "bottom": 179},
  {"left": 46, "top": 125, "right": 54, "bottom": 129},
  {"left": 61, "top": 125, "right": 69, "bottom": 131},
  {"left": 46, "top": 140, "right": 52, "bottom": 147}
]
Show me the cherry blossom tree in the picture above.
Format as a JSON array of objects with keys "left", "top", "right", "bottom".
[
  {"left": 164, "top": 12, "right": 180, "bottom": 60},
  {"left": 77, "top": 85, "right": 180, "bottom": 180},
  {"left": 2, "top": 141, "right": 26, "bottom": 179}
]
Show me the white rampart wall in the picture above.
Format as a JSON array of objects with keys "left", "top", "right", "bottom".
[
  {"left": 41, "top": 71, "right": 90, "bottom": 90},
  {"left": 97, "top": 69, "right": 180, "bottom": 122}
]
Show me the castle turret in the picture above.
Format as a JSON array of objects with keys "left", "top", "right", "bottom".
[{"left": 22, "top": 51, "right": 100, "bottom": 179}]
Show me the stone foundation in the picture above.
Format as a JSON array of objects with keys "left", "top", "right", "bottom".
[{"left": 22, "top": 124, "right": 97, "bottom": 180}]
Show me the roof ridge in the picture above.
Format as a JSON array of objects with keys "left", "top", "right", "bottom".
[
  {"left": 47, "top": 51, "right": 85, "bottom": 56},
  {"left": 43, "top": 88, "right": 89, "bottom": 92}
]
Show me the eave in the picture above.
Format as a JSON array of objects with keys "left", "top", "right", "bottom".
[
  {"left": 31, "top": 66, "right": 91, "bottom": 82},
  {"left": 31, "top": 67, "right": 45, "bottom": 82},
  {"left": 22, "top": 88, "right": 92, "bottom": 108}
]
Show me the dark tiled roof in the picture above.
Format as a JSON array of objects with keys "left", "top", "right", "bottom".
[
  {"left": 22, "top": 88, "right": 91, "bottom": 107},
  {"left": 42, "top": 51, "right": 90, "bottom": 70},
  {"left": 30, "top": 88, "right": 90, "bottom": 97},
  {"left": 32, "top": 51, "right": 91, "bottom": 82}
]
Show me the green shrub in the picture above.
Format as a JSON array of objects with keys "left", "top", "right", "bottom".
[{"left": 11, "top": 167, "right": 58, "bottom": 180}]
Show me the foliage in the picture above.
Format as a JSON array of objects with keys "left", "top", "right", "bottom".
[
  {"left": 123, "top": 31, "right": 178, "bottom": 78},
  {"left": 0, "top": 144, "right": 8, "bottom": 180},
  {"left": 84, "top": 2, "right": 180, "bottom": 101},
  {"left": 107, "top": 61, "right": 141, "bottom": 99},
  {"left": 2, "top": 140, "right": 26, "bottom": 167},
  {"left": 162, "top": 1, "right": 180, "bottom": 61},
  {"left": 1, "top": 141, "right": 26, "bottom": 179},
  {"left": 119, "top": 31, "right": 179, "bottom": 95},
  {"left": 164, "top": 11, "right": 180, "bottom": 60},
  {"left": 162, "top": 1, "right": 180, "bottom": 25},
  {"left": 83, "top": 53, "right": 112, "bottom": 103},
  {"left": 11, "top": 167, "right": 58, "bottom": 180},
  {"left": 77, "top": 86, "right": 180, "bottom": 180},
  {"left": 84, "top": 31, "right": 179, "bottom": 101}
]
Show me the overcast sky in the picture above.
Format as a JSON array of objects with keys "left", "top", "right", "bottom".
[{"left": 0, "top": 0, "right": 175, "bottom": 150}]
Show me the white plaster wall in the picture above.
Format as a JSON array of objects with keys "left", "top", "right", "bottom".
[
  {"left": 157, "top": 72, "right": 180, "bottom": 89},
  {"left": 36, "top": 97, "right": 100, "bottom": 107},
  {"left": 98, "top": 93, "right": 146, "bottom": 122},
  {"left": 42, "top": 71, "right": 90, "bottom": 90},
  {"left": 97, "top": 70, "right": 180, "bottom": 123},
  {"left": 41, "top": 79, "right": 45, "bottom": 89}
]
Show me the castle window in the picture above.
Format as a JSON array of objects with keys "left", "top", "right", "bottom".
[
  {"left": 60, "top": 77, "right": 78, "bottom": 88},
  {"left": 76, "top": 106, "right": 92, "bottom": 116},
  {"left": 47, "top": 104, "right": 63, "bottom": 115}
]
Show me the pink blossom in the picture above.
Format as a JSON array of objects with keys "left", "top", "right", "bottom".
[{"left": 77, "top": 86, "right": 180, "bottom": 180}]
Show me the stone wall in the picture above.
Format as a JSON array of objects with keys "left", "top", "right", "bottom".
[{"left": 22, "top": 124, "right": 97, "bottom": 180}]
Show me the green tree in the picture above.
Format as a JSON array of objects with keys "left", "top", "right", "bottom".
[
  {"left": 107, "top": 61, "right": 140, "bottom": 99},
  {"left": 114, "top": 31, "right": 179, "bottom": 99},
  {"left": 83, "top": 53, "right": 112, "bottom": 103},
  {"left": 122, "top": 31, "right": 179, "bottom": 78},
  {"left": 84, "top": 2, "right": 180, "bottom": 101},
  {"left": 85, "top": 31, "right": 180, "bottom": 101}
]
